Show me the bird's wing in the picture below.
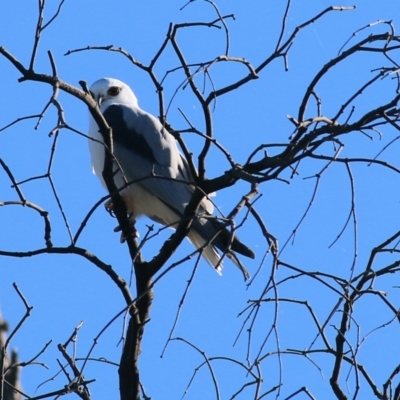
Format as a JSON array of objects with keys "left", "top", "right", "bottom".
[{"left": 103, "top": 104, "right": 211, "bottom": 218}]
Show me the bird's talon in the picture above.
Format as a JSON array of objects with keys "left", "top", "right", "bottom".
[
  {"left": 119, "top": 228, "right": 139, "bottom": 243},
  {"left": 105, "top": 199, "right": 114, "bottom": 212},
  {"left": 114, "top": 215, "right": 139, "bottom": 242}
]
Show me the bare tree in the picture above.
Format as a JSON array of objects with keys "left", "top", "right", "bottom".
[{"left": 1, "top": 1, "right": 400, "bottom": 399}]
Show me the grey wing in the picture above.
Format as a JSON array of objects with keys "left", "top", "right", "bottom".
[{"left": 104, "top": 104, "right": 196, "bottom": 217}]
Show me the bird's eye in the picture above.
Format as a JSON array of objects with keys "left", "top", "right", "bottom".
[{"left": 107, "top": 86, "right": 120, "bottom": 96}]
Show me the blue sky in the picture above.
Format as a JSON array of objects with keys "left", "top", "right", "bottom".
[{"left": 1, "top": 1, "right": 400, "bottom": 399}]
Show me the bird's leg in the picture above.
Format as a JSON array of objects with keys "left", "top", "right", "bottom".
[{"left": 104, "top": 196, "right": 139, "bottom": 242}]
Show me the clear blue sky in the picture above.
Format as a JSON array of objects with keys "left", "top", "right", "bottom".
[{"left": 1, "top": 1, "right": 400, "bottom": 399}]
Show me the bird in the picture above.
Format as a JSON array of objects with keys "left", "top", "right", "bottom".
[{"left": 88, "top": 78, "right": 255, "bottom": 278}]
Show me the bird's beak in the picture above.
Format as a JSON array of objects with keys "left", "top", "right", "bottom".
[{"left": 89, "top": 90, "right": 102, "bottom": 107}]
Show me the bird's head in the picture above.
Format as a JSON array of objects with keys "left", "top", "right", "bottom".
[{"left": 89, "top": 78, "right": 138, "bottom": 110}]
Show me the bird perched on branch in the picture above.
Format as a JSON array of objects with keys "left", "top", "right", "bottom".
[{"left": 88, "top": 78, "right": 254, "bottom": 278}]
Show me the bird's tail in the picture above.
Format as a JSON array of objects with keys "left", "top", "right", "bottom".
[
  {"left": 187, "top": 230, "right": 222, "bottom": 273},
  {"left": 192, "top": 216, "right": 255, "bottom": 258},
  {"left": 188, "top": 228, "right": 251, "bottom": 280}
]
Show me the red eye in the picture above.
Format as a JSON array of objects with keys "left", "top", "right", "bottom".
[{"left": 107, "top": 86, "right": 120, "bottom": 96}]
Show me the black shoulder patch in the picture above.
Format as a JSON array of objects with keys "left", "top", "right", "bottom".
[{"left": 103, "top": 105, "right": 156, "bottom": 163}]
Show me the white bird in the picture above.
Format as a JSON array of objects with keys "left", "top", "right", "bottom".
[{"left": 88, "top": 78, "right": 254, "bottom": 277}]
